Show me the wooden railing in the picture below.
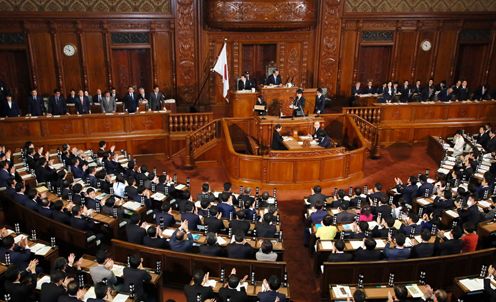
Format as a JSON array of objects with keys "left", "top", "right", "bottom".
[
  {"left": 168, "top": 112, "right": 214, "bottom": 133},
  {"left": 342, "top": 106, "right": 382, "bottom": 124},
  {"left": 349, "top": 114, "right": 380, "bottom": 158},
  {"left": 183, "top": 119, "right": 222, "bottom": 168}
]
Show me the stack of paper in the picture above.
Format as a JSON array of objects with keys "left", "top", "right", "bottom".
[
  {"left": 367, "top": 221, "right": 378, "bottom": 230},
  {"left": 375, "top": 239, "right": 386, "bottom": 249},
  {"left": 416, "top": 198, "right": 430, "bottom": 206},
  {"left": 111, "top": 264, "right": 125, "bottom": 277},
  {"left": 151, "top": 192, "right": 166, "bottom": 201},
  {"left": 122, "top": 201, "right": 142, "bottom": 211},
  {"left": 349, "top": 241, "right": 363, "bottom": 250},
  {"left": 459, "top": 278, "right": 484, "bottom": 292},
  {"left": 205, "top": 279, "right": 217, "bottom": 287},
  {"left": 36, "top": 275, "right": 51, "bottom": 290},
  {"left": 446, "top": 210, "right": 459, "bottom": 218},
  {"left": 112, "top": 294, "right": 130, "bottom": 302},
  {"left": 320, "top": 241, "right": 334, "bottom": 250},
  {"left": 175, "top": 184, "right": 186, "bottom": 190},
  {"left": 332, "top": 285, "right": 352, "bottom": 299},
  {"left": 83, "top": 287, "right": 96, "bottom": 301},
  {"left": 406, "top": 284, "right": 424, "bottom": 299},
  {"left": 162, "top": 228, "right": 175, "bottom": 237}
]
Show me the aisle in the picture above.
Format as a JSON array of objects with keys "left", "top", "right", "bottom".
[{"left": 139, "top": 142, "right": 438, "bottom": 301}]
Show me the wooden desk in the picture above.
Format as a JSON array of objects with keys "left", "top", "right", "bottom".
[
  {"left": 427, "top": 136, "right": 446, "bottom": 164},
  {"left": 282, "top": 135, "right": 322, "bottom": 150},
  {"left": 230, "top": 90, "right": 258, "bottom": 117},
  {"left": 329, "top": 283, "right": 428, "bottom": 301},
  {"left": 355, "top": 95, "right": 379, "bottom": 107},
  {"left": 260, "top": 87, "right": 317, "bottom": 116}
]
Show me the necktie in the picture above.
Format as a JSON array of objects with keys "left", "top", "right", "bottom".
[
  {"left": 130, "top": 93, "right": 133, "bottom": 100},
  {"left": 56, "top": 97, "right": 59, "bottom": 103}
]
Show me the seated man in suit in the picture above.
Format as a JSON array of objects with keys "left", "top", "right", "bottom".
[
  {"left": 384, "top": 232, "right": 411, "bottom": 260},
  {"left": 411, "top": 229, "right": 434, "bottom": 258},
  {"left": 0, "top": 235, "right": 32, "bottom": 270},
  {"left": 327, "top": 239, "right": 353, "bottom": 262},
  {"left": 351, "top": 81, "right": 362, "bottom": 96},
  {"left": 265, "top": 69, "right": 282, "bottom": 86},
  {"left": 170, "top": 220, "right": 194, "bottom": 252},
  {"left": 87, "top": 282, "right": 112, "bottom": 302},
  {"left": 1, "top": 95, "right": 21, "bottom": 117},
  {"left": 312, "top": 121, "right": 331, "bottom": 148},
  {"left": 184, "top": 269, "right": 214, "bottom": 302},
  {"left": 307, "top": 185, "right": 327, "bottom": 207},
  {"left": 204, "top": 206, "right": 224, "bottom": 233},
  {"left": 238, "top": 74, "right": 251, "bottom": 91},
  {"left": 434, "top": 227, "right": 463, "bottom": 256},
  {"left": 123, "top": 86, "right": 139, "bottom": 113},
  {"left": 226, "top": 232, "right": 253, "bottom": 259},
  {"left": 70, "top": 205, "right": 95, "bottom": 232},
  {"left": 458, "top": 80, "right": 470, "bottom": 100},
  {"left": 256, "top": 213, "right": 277, "bottom": 238},
  {"left": 181, "top": 202, "right": 201, "bottom": 231},
  {"left": 154, "top": 202, "right": 176, "bottom": 228},
  {"left": 75, "top": 90, "right": 91, "bottom": 114},
  {"left": 363, "top": 81, "right": 375, "bottom": 94},
  {"left": 125, "top": 213, "right": 146, "bottom": 244},
  {"left": 4, "top": 260, "right": 38, "bottom": 302},
  {"left": 257, "top": 275, "right": 286, "bottom": 302},
  {"left": 271, "top": 124, "right": 287, "bottom": 151},
  {"left": 400, "top": 212, "right": 422, "bottom": 236},
  {"left": 229, "top": 209, "right": 251, "bottom": 235},
  {"left": 58, "top": 280, "right": 86, "bottom": 302},
  {"left": 89, "top": 249, "right": 117, "bottom": 287},
  {"left": 199, "top": 232, "right": 224, "bottom": 257},
  {"left": 219, "top": 269, "right": 249, "bottom": 302},
  {"left": 27, "top": 88, "right": 45, "bottom": 116},
  {"left": 47, "top": 89, "right": 68, "bottom": 116},
  {"left": 122, "top": 255, "right": 151, "bottom": 301},
  {"left": 353, "top": 238, "right": 383, "bottom": 261},
  {"left": 399, "top": 80, "right": 411, "bottom": 102},
  {"left": 290, "top": 88, "right": 305, "bottom": 117},
  {"left": 473, "top": 84, "right": 491, "bottom": 101},
  {"left": 40, "top": 270, "right": 68, "bottom": 302}
]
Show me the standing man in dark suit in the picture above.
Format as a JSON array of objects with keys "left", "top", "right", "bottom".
[
  {"left": 265, "top": 69, "right": 282, "bottom": 86},
  {"left": 48, "top": 89, "right": 68, "bottom": 115},
  {"left": 122, "top": 255, "right": 151, "bottom": 301},
  {"left": 363, "top": 81, "right": 375, "bottom": 94},
  {"left": 291, "top": 88, "right": 305, "bottom": 117},
  {"left": 238, "top": 74, "right": 250, "bottom": 91},
  {"left": 27, "top": 88, "right": 45, "bottom": 116},
  {"left": 125, "top": 214, "right": 146, "bottom": 244},
  {"left": 458, "top": 80, "right": 470, "bottom": 100},
  {"left": 314, "top": 88, "right": 325, "bottom": 114},
  {"left": 399, "top": 80, "right": 411, "bottom": 102},
  {"left": 254, "top": 95, "right": 267, "bottom": 116},
  {"left": 1, "top": 95, "right": 21, "bottom": 117},
  {"left": 473, "top": 84, "right": 491, "bottom": 100},
  {"left": 149, "top": 85, "right": 165, "bottom": 111},
  {"left": 486, "top": 130, "right": 496, "bottom": 153},
  {"left": 184, "top": 269, "right": 215, "bottom": 302},
  {"left": 124, "top": 86, "right": 139, "bottom": 113},
  {"left": 93, "top": 89, "right": 103, "bottom": 104},
  {"left": 75, "top": 90, "right": 90, "bottom": 114},
  {"left": 66, "top": 89, "right": 77, "bottom": 104},
  {"left": 271, "top": 124, "right": 286, "bottom": 151}
]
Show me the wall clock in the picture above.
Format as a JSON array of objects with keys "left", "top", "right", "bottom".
[
  {"left": 63, "top": 44, "right": 77, "bottom": 56},
  {"left": 421, "top": 40, "right": 432, "bottom": 51}
]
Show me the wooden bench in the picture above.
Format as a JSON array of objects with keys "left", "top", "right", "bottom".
[
  {"left": 110, "top": 239, "right": 288, "bottom": 291},
  {"left": 320, "top": 248, "right": 496, "bottom": 300}
]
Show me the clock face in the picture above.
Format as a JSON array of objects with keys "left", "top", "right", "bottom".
[
  {"left": 421, "top": 40, "right": 432, "bottom": 51},
  {"left": 63, "top": 44, "right": 76, "bottom": 56}
]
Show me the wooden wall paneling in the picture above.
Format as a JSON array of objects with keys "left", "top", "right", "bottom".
[
  {"left": 414, "top": 31, "right": 436, "bottom": 82},
  {"left": 28, "top": 30, "right": 57, "bottom": 95},
  {"left": 58, "top": 31, "right": 83, "bottom": 93},
  {"left": 483, "top": 25, "right": 496, "bottom": 86},
  {"left": 0, "top": 50, "right": 30, "bottom": 113},
  {"left": 102, "top": 23, "right": 113, "bottom": 89},
  {"left": 433, "top": 27, "right": 458, "bottom": 83},
  {"left": 151, "top": 28, "right": 174, "bottom": 96},
  {"left": 49, "top": 22, "right": 63, "bottom": 90},
  {"left": 294, "top": 160, "right": 321, "bottom": 182},
  {"left": 395, "top": 31, "right": 417, "bottom": 82},
  {"left": 455, "top": 43, "right": 487, "bottom": 89},
  {"left": 338, "top": 29, "right": 357, "bottom": 95},
  {"left": 285, "top": 42, "right": 302, "bottom": 87},
  {"left": 84, "top": 31, "right": 108, "bottom": 93}
]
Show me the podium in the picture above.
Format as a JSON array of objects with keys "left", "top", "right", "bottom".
[
  {"left": 230, "top": 90, "right": 258, "bottom": 117},
  {"left": 260, "top": 86, "right": 317, "bottom": 116}
]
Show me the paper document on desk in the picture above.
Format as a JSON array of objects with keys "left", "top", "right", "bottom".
[
  {"left": 459, "top": 278, "right": 484, "bottom": 292},
  {"left": 205, "top": 280, "right": 217, "bottom": 288},
  {"left": 122, "top": 201, "right": 142, "bottom": 211},
  {"left": 83, "top": 287, "right": 96, "bottom": 301},
  {"left": 406, "top": 284, "right": 424, "bottom": 298},
  {"left": 375, "top": 239, "right": 386, "bottom": 249},
  {"left": 332, "top": 285, "right": 352, "bottom": 299},
  {"left": 446, "top": 210, "right": 459, "bottom": 218},
  {"left": 35, "top": 245, "right": 52, "bottom": 256},
  {"left": 320, "top": 241, "right": 334, "bottom": 250},
  {"left": 217, "top": 236, "right": 227, "bottom": 245},
  {"left": 112, "top": 294, "right": 130, "bottom": 302},
  {"left": 162, "top": 228, "right": 175, "bottom": 237},
  {"left": 416, "top": 198, "right": 430, "bottom": 206},
  {"left": 349, "top": 241, "right": 363, "bottom": 250},
  {"left": 175, "top": 184, "right": 186, "bottom": 190},
  {"left": 151, "top": 192, "right": 166, "bottom": 201},
  {"left": 478, "top": 200, "right": 491, "bottom": 208},
  {"left": 111, "top": 264, "right": 125, "bottom": 277},
  {"left": 437, "top": 168, "right": 450, "bottom": 175},
  {"left": 367, "top": 221, "right": 378, "bottom": 230}
]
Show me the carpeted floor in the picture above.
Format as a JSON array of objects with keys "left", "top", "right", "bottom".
[{"left": 136, "top": 142, "right": 438, "bottom": 302}]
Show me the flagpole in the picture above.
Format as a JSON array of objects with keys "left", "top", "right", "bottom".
[{"left": 191, "top": 39, "right": 228, "bottom": 111}]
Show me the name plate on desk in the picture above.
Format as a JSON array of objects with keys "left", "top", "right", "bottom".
[{"left": 254, "top": 105, "right": 266, "bottom": 111}]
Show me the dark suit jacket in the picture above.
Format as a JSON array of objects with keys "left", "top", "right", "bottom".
[
  {"left": 353, "top": 247, "right": 383, "bottom": 261},
  {"left": 48, "top": 96, "right": 67, "bottom": 115},
  {"left": 351, "top": 85, "right": 362, "bottom": 96},
  {"left": 458, "top": 87, "right": 470, "bottom": 100},
  {"left": 230, "top": 219, "right": 250, "bottom": 235},
  {"left": 327, "top": 252, "right": 353, "bottom": 262},
  {"left": 435, "top": 237, "right": 463, "bottom": 256},
  {"left": 271, "top": 130, "right": 286, "bottom": 150},
  {"left": 40, "top": 282, "right": 66, "bottom": 302},
  {"left": 292, "top": 96, "right": 305, "bottom": 116},
  {"left": 75, "top": 96, "right": 90, "bottom": 114},
  {"left": 169, "top": 230, "right": 194, "bottom": 252},
  {"left": 258, "top": 290, "right": 286, "bottom": 302},
  {"left": 5, "top": 273, "right": 36, "bottom": 302},
  {"left": 226, "top": 243, "right": 253, "bottom": 259},
  {"left": 484, "top": 278, "right": 496, "bottom": 302},
  {"left": 123, "top": 92, "right": 139, "bottom": 113},
  {"left": 149, "top": 92, "right": 165, "bottom": 111},
  {"left": 411, "top": 242, "right": 434, "bottom": 258},
  {"left": 184, "top": 284, "right": 214, "bottom": 302},
  {"left": 182, "top": 212, "right": 201, "bottom": 231},
  {"left": 122, "top": 267, "right": 151, "bottom": 299},
  {"left": 57, "top": 295, "right": 81, "bottom": 302},
  {"left": 204, "top": 216, "right": 224, "bottom": 233},
  {"left": 219, "top": 287, "right": 248, "bottom": 302},
  {"left": 307, "top": 193, "right": 327, "bottom": 206},
  {"left": 93, "top": 94, "right": 104, "bottom": 104},
  {"left": 53, "top": 210, "right": 71, "bottom": 224},
  {"left": 473, "top": 87, "right": 491, "bottom": 100},
  {"left": 256, "top": 222, "right": 276, "bottom": 238},
  {"left": 143, "top": 236, "right": 169, "bottom": 249},
  {"left": 70, "top": 216, "right": 94, "bottom": 232},
  {"left": 1, "top": 100, "right": 21, "bottom": 117},
  {"left": 199, "top": 244, "right": 224, "bottom": 257},
  {"left": 266, "top": 74, "right": 282, "bottom": 85},
  {"left": 27, "top": 96, "right": 45, "bottom": 116},
  {"left": 237, "top": 79, "right": 252, "bottom": 90},
  {"left": 314, "top": 94, "right": 325, "bottom": 113},
  {"left": 126, "top": 223, "right": 146, "bottom": 244}
]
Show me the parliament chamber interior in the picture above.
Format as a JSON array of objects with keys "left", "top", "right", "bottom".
[{"left": 1, "top": 0, "right": 496, "bottom": 302}]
